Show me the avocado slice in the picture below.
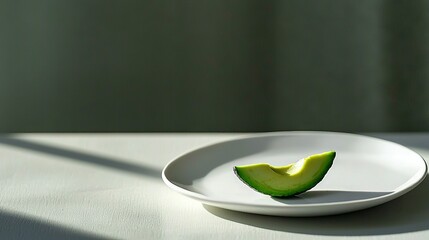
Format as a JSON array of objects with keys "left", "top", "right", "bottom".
[{"left": 234, "top": 151, "right": 336, "bottom": 197}]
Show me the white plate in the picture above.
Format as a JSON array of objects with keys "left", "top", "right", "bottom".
[{"left": 162, "top": 132, "right": 427, "bottom": 217}]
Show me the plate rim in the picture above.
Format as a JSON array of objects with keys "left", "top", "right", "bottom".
[{"left": 162, "top": 131, "right": 428, "bottom": 209}]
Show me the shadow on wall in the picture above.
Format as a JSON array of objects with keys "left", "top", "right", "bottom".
[
  {"left": 0, "top": 1, "right": 428, "bottom": 132},
  {"left": 382, "top": 1, "right": 429, "bottom": 131}
]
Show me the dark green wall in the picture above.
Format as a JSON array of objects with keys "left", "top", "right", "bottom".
[{"left": 1, "top": 0, "right": 428, "bottom": 132}]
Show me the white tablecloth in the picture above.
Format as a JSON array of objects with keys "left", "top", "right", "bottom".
[{"left": 0, "top": 133, "right": 428, "bottom": 239}]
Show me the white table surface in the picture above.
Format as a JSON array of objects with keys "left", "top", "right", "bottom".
[{"left": 0, "top": 133, "right": 428, "bottom": 239}]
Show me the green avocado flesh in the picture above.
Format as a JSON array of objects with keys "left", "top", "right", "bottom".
[{"left": 234, "top": 151, "right": 336, "bottom": 197}]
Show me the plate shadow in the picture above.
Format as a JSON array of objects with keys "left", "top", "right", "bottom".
[{"left": 204, "top": 174, "right": 429, "bottom": 236}]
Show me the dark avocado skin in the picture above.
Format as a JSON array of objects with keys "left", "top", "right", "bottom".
[{"left": 234, "top": 151, "right": 335, "bottom": 197}]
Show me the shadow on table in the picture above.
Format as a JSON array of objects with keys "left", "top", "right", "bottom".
[
  {"left": 0, "top": 137, "right": 161, "bottom": 179},
  {"left": 204, "top": 174, "right": 429, "bottom": 236},
  {"left": 0, "top": 209, "right": 107, "bottom": 239}
]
